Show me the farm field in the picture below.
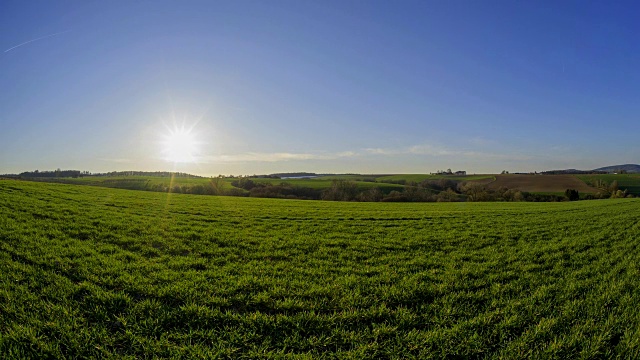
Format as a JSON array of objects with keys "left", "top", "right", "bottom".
[
  {"left": 319, "top": 174, "right": 495, "bottom": 183},
  {"left": 2, "top": 180, "right": 640, "bottom": 358},
  {"left": 487, "top": 174, "right": 597, "bottom": 193},
  {"left": 374, "top": 174, "right": 494, "bottom": 183}
]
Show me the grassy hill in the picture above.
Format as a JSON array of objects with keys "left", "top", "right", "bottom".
[
  {"left": 2, "top": 179, "right": 640, "bottom": 357},
  {"left": 577, "top": 174, "right": 640, "bottom": 196}
]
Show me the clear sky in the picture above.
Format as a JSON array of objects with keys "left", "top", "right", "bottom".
[{"left": 1, "top": 0, "right": 638, "bottom": 176}]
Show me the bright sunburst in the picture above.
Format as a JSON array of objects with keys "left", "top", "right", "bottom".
[{"left": 161, "top": 125, "right": 199, "bottom": 163}]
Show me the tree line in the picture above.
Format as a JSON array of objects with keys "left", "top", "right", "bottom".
[{"left": 166, "top": 178, "right": 634, "bottom": 202}]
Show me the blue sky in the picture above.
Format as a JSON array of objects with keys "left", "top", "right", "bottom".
[{"left": 1, "top": 0, "right": 638, "bottom": 175}]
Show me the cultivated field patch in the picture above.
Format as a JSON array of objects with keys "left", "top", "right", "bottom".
[
  {"left": 374, "top": 174, "right": 494, "bottom": 183},
  {"left": 488, "top": 174, "right": 597, "bottom": 193}
]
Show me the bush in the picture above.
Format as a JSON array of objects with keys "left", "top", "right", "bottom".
[
  {"left": 231, "top": 178, "right": 257, "bottom": 190},
  {"left": 322, "top": 180, "right": 359, "bottom": 201},
  {"left": 250, "top": 183, "right": 320, "bottom": 200},
  {"left": 357, "top": 187, "right": 384, "bottom": 202},
  {"left": 402, "top": 184, "right": 434, "bottom": 202},
  {"left": 436, "top": 189, "right": 460, "bottom": 202},
  {"left": 381, "top": 191, "right": 408, "bottom": 202},
  {"left": 565, "top": 189, "right": 579, "bottom": 201},
  {"left": 225, "top": 188, "right": 246, "bottom": 197},
  {"left": 421, "top": 179, "right": 458, "bottom": 192}
]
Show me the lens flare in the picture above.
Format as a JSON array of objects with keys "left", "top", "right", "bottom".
[{"left": 161, "top": 125, "right": 199, "bottom": 163}]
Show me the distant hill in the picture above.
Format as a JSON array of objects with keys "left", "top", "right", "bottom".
[
  {"left": 541, "top": 169, "right": 607, "bottom": 175},
  {"left": 268, "top": 172, "right": 318, "bottom": 178},
  {"left": 9, "top": 170, "right": 205, "bottom": 178},
  {"left": 593, "top": 164, "right": 640, "bottom": 173}
]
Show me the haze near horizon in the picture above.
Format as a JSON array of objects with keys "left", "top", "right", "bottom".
[{"left": 1, "top": 0, "right": 639, "bottom": 176}]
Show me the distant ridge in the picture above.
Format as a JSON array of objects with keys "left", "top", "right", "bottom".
[{"left": 593, "top": 164, "right": 640, "bottom": 173}]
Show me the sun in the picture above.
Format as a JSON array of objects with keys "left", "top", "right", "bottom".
[{"left": 161, "top": 125, "right": 199, "bottom": 163}]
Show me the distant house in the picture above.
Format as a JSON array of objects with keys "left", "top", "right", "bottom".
[{"left": 454, "top": 171, "right": 466, "bottom": 176}]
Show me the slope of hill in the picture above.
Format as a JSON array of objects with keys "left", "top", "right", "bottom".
[
  {"left": 577, "top": 174, "right": 640, "bottom": 196},
  {"left": 593, "top": 164, "right": 640, "bottom": 173}
]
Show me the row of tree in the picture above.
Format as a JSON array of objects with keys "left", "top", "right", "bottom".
[
  {"left": 317, "top": 179, "right": 633, "bottom": 202},
  {"left": 10, "top": 172, "right": 634, "bottom": 202},
  {"left": 18, "top": 169, "right": 83, "bottom": 178}
]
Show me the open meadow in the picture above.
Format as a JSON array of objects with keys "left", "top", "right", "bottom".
[{"left": 1, "top": 179, "right": 640, "bottom": 358}]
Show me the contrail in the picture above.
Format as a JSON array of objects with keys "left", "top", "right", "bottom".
[{"left": 4, "top": 30, "right": 70, "bottom": 53}]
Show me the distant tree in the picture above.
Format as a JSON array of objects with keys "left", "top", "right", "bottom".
[
  {"left": 459, "top": 182, "right": 491, "bottom": 201},
  {"left": 231, "top": 177, "right": 256, "bottom": 190},
  {"left": 209, "top": 176, "right": 225, "bottom": 195},
  {"left": 436, "top": 189, "right": 459, "bottom": 202},
  {"left": 420, "top": 179, "right": 458, "bottom": 192},
  {"left": 403, "top": 182, "right": 432, "bottom": 202},
  {"left": 612, "top": 189, "right": 629, "bottom": 199},
  {"left": 381, "top": 190, "right": 408, "bottom": 202},
  {"left": 594, "top": 180, "right": 629, "bottom": 199},
  {"left": 225, "top": 188, "right": 246, "bottom": 197},
  {"left": 322, "top": 180, "right": 358, "bottom": 201},
  {"left": 564, "top": 189, "right": 579, "bottom": 201},
  {"left": 610, "top": 180, "right": 619, "bottom": 193},
  {"left": 357, "top": 187, "right": 383, "bottom": 202}
]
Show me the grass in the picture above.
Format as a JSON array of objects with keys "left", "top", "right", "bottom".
[{"left": 1, "top": 179, "right": 640, "bottom": 358}]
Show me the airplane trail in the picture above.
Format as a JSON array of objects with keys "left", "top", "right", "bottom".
[{"left": 4, "top": 30, "right": 70, "bottom": 53}]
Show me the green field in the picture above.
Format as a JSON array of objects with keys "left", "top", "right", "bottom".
[{"left": 2, "top": 180, "right": 640, "bottom": 358}]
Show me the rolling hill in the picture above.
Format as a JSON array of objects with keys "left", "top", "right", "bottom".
[{"left": 593, "top": 164, "right": 640, "bottom": 173}]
